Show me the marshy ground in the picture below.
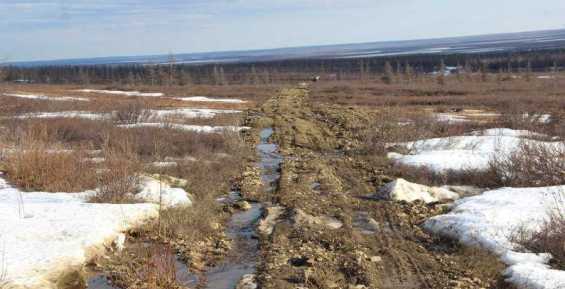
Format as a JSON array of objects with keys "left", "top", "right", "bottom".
[{"left": 0, "top": 73, "right": 563, "bottom": 289}]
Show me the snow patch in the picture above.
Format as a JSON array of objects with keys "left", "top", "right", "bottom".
[
  {"left": 77, "top": 89, "right": 163, "bottom": 97},
  {"left": 149, "top": 108, "right": 241, "bottom": 119},
  {"left": 118, "top": 122, "right": 250, "bottom": 133},
  {"left": 388, "top": 128, "right": 563, "bottom": 173},
  {"left": 425, "top": 186, "right": 565, "bottom": 289},
  {"left": 14, "top": 111, "right": 111, "bottom": 120},
  {"left": 0, "top": 176, "right": 157, "bottom": 288},
  {"left": 136, "top": 176, "right": 192, "bottom": 207},
  {"left": 173, "top": 96, "right": 247, "bottom": 104},
  {"left": 376, "top": 178, "right": 459, "bottom": 203},
  {"left": 3, "top": 93, "right": 89, "bottom": 102}
]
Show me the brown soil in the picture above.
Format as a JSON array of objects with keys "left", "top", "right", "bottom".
[{"left": 244, "top": 87, "right": 512, "bottom": 289}]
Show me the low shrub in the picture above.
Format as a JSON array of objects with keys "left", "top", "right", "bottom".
[
  {"left": 3, "top": 135, "right": 97, "bottom": 192},
  {"left": 513, "top": 193, "right": 565, "bottom": 270},
  {"left": 488, "top": 141, "right": 565, "bottom": 187},
  {"left": 90, "top": 138, "right": 143, "bottom": 203}
]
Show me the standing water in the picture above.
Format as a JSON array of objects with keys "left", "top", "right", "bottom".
[
  {"left": 188, "top": 127, "right": 282, "bottom": 289},
  {"left": 257, "top": 128, "right": 283, "bottom": 192},
  {"left": 87, "top": 128, "right": 282, "bottom": 289}
]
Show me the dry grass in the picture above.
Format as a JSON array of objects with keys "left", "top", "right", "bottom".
[
  {"left": 487, "top": 141, "right": 565, "bottom": 187},
  {"left": 90, "top": 138, "right": 144, "bottom": 203},
  {"left": 1, "top": 127, "right": 98, "bottom": 192},
  {"left": 100, "top": 242, "right": 184, "bottom": 289},
  {"left": 513, "top": 192, "right": 565, "bottom": 270}
]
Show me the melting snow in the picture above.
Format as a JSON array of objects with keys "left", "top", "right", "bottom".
[
  {"left": 136, "top": 176, "right": 192, "bottom": 207},
  {"left": 3, "top": 93, "right": 89, "bottom": 102},
  {"left": 376, "top": 178, "right": 459, "bottom": 203},
  {"left": 173, "top": 96, "right": 247, "bottom": 104},
  {"left": 119, "top": 122, "right": 250, "bottom": 133},
  {"left": 14, "top": 111, "right": 111, "bottom": 120},
  {"left": 0, "top": 177, "right": 156, "bottom": 288},
  {"left": 77, "top": 89, "right": 164, "bottom": 97},
  {"left": 0, "top": 174, "right": 191, "bottom": 288},
  {"left": 149, "top": 108, "right": 241, "bottom": 119},
  {"left": 425, "top": 185, "right": 565, "bottom": 289},
  {"left": 388, "top": 128, "right": 563, "bottom": 173}
]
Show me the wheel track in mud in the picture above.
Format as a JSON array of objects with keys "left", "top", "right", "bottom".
[{"left": 251, "top": 87, "right": 505, "bottom": 289}]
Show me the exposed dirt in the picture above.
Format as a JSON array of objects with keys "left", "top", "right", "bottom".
[{"left": 242, "top": 87, "right": 512, "bottom": 289}]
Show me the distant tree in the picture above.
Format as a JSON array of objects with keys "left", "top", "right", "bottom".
[
  {"left": 437, "top": 60, "right": 446, "bottom": 85},
  {"left": 480, "top": 62, "right": 488, "bottom": 82},
  {"left": 250, "top": 65, "right": 259, "bottom": 85},
  {"left": 404, "top": 61, "right": 413, "bottom": 82},
  {"left": 382, "top": 61, "right": 394, "bottom": 84},
  {"left": 525, "top": 60, "right": 533, "bottom": 81},
  {"left": 167, "top": 53, "right": 176, "bottom": 86},
  {"left": 219, "top": 66, "right": 226, "bottom": 85}
]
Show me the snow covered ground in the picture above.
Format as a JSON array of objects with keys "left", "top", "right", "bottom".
[
  {"left": 14, "top": 111, "right": 111, "bottom": 120},
  {"left": 77, "top": 89, "right": 164, "bottom": 97},
  {"left": 173, "top": 96, "right": 247, "bottom": 104},
  {"left": 0, "top": 174, "right": 191, "bottom": 288},
  {"left": 388, "top": 128, "right": 563, "bottom": 173},
  {"left": 119, "top": 122, "right": 250, "bottom": 133},
  {"left": 3, "top": 93, "right": 89, "bottom": 102},
  {"left": 376, "top": 178, "right": 459, "bottom": 203},
  {"left": 425, "top": 185, "right": 565, "bottom": 289},
  {"left": 149, "top": 108, "right": 241, "bottom": 119}
]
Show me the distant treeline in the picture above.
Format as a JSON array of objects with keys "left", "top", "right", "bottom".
[{"left": 2, "top": 49, "right": 565, "bottom": 85}]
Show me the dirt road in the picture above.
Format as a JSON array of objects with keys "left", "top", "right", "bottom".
[{"left": 241, "top": 87, "right": 510, "bottom": 289}]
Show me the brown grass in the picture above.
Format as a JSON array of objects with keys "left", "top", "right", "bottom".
[
  {"left": 90, "top": 138, "right": 143, "bottom": 203},
  {"left": 487, "top": 141, "right": 565, "bottom": 187},
  {"left": 513, "top": 193, "right": 565, "bottom": 270},
  {"left": 1, "top": 127, "right": 97, "bottom": 192}
]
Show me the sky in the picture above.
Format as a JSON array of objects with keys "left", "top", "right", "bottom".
[{"left": 1, "top": 0, "right": 565, "bottom": 62}]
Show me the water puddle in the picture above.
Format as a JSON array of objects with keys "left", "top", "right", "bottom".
[
  {"left": 188, "top": 127, "right": 281, "bottom": 289},
  {"left": 87, "top": 274, "right": 119, "bottom": 289},
  {"left": 198, "top": 201, "right": 262, "bottom": 289},
  {"left": 87, "top": 246, "right": 197, "bottom": 289},
  {"left": 88, "top": 127, "right": 282, "bottom": 289},
  {"left": 257, "top": 128, "right": 283, "bottom": 192}
]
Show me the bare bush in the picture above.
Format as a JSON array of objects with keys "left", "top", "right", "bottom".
[
  {"left": 0, "top": 239, "right": 7, "bottom": 288},
  {"left": 513, "top": 192, "right": 565, "bottom": 270},
  {"left": 91, "top": 137, "right": 143, "bottom": 203},
  {"left": 488, "top": 141, "right": 565, "bottom": 187},
  {"left": 113, "top": 100, "right": 151, "bottom": 124},
  {"left": 137, "top": 244, "right": 178, "bottom": 288},
  {"left": 3, "top": 131, "right": 97, "bottom": 192}
]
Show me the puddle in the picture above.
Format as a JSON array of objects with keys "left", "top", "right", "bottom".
[
  {"left": 352, "top": 211, "right": 380, "bottom": 235},
  {"left": 87, "top": 274, "right": 119, "bottom": 289},
  {"left": 87, "top": 250, "right": 197, "bottom": 289},
  {"left": 258, "top": 128, "right": 283, "bottom": 192},
  {"left": 89, "top": 128, "right": 281, "bottom": 289},
  {"left": 201, "top": 202, "right": 262, "bottom": 289}
]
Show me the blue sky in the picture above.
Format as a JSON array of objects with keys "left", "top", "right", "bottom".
[{"left": 1, "top": 0, "right": 565, "bottom": 61}]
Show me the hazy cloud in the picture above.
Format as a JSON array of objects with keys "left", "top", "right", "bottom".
[{"left": 1, "top": 0, "right": 565, "bottom": 61}]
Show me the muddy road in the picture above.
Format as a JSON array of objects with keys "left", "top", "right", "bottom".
[{"left": 241, "top": 87, "right": 509, "bottom": 289}]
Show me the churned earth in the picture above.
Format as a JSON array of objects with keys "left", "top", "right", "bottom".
[{"left": 240, "top": 87, "right": 512, "bottom": 289}]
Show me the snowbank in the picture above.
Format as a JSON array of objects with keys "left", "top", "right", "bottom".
[
  {"left": 0, "top": 174, "right": 191, "bottom": 288},
  {"left": 0, "top": 177, "right": 157, "bottom": 288},
  {"left": 173, "top": 96, "right": 247, "bottom": 104},
  {"left": 77, "top": 89, "right": 163, "bottom": 97},
  {"left": 3, "top": 93, "right": 89, "bottom": 102},
  {"left": 388, "top": 128, "right": 563, "bottom": 173},
  {"left": 119, "top": 122, "right": 250, "bottom": 133},
  {"left": 14, "top": 111, "right": 111, "bottom": 120},
  {"left": 149, "top": 108, "right": 241, "bottom": 119},
  {"left": 425, "top": 185, "right": 565, "bottom": 289},
  {"left": 136, "top": 176, "right": 192, "bottom": 207},
  {"left": 377, "top": 178, "right": 459, "bottom": 203}
]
